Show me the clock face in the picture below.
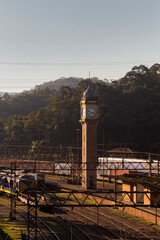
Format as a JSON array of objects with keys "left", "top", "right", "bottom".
[{"left": 87, "top": 107, "right": 97, "bottom": 118}]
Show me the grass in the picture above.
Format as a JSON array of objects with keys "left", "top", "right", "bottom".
[
  {"left": 0, "top": 214, "right": 27, "bottom": 240},
  {"left": 0, "top": 227, "right": 13, "bottom": 240},
  {"left": 110, "top": 207, "right": 160, "bottom": 232},
  {"left": 0, "top": 196, "right": 27, "bottom": 240},
  {"left": 46, "top": 174, "right": 64, "bottom": 179},
  {"left": 118, "top": 174, "right": 160, "bottom": 187},
  {"left": 0, "top": 217, "right": 27, "bottom": 240},
  {"left": 54, "top": 192, "right": 98, "bottom": 205}
]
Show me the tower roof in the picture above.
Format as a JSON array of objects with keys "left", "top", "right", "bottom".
[{"left": 82, "top": 86, "right": 97, "bottom": 101}]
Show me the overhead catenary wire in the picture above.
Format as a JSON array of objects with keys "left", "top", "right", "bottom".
[
  {"left": 0, "top": 60, "right": 158, "bottom": 91},
  {"left": 0, "top": 60, "right": 158, "bottom": 66}
]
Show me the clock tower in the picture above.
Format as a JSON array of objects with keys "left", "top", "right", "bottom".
[{"left": 80, "top": 87, "right": 98, "bottom": 189}]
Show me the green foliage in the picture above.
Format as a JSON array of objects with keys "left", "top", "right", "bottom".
[
  {"left": 0, "top": 87, "right": 56, "bottom": 122},
  {"left": 0, "top": 121, "right": 5, "bottom": 143},
  {"left": 0, "top": 228, "right": 13, "bottom": 240},
  {"left": 118, "top": 174, "right": 160, "bottom": 187},
  {"left": 1, "top": 64, "right": 160, "bottom": 152}
]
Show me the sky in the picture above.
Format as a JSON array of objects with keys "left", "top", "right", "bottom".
[{"left": 0, "top": 0, "right": 160, "bottom": 92}]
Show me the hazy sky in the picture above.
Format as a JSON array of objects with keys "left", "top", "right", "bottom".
[{"left": 0, "top": 0, "right": 160, "bottom": 92}]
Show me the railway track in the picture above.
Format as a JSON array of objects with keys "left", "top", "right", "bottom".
[
  {"left": 53, "top": 205, "right": 160, "bottom": 240},
  {"left": 20, "top": 188, "right": 160, "bottom": 240},
  {"left": 56, "top": 206, "right": 131, "bottom": 240},
  {"left": 1, "top": 196, "right": 99, "bottom": 240},
  {"left": 53, "top": 207, "right": 122, "bottom": 240},
  {"left": 0, "top": 195, "right": 125, "bottom": 240},
  {"left": 74, "top": 206, "right": 160, "bottom": 240},
  {"left": 93, "top": 207, "right": 160, "bottom": 240},
  {"left": 1, "top": 188, "right": 160, "bottom": 240},
  {"left": 18, "top": 192, "right": 96, "bottom": 239},
  {"left": 51, "top": 207, "right": 108, "bottom": 240},
  {"left": 0, "top": 196, "right": 61, "bottom": 240}
]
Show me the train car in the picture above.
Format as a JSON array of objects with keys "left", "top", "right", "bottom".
[
  {"left": 0, "top": 171, "right": 37, "bottom": 193},
  {"left": 19, "top": 172, "right": 45, "bottom": 186},
  {"left": 98, "top": 157, "right": 158, "bottom": 175},
  {"left": 32, "top": 173, "right": 45, "bottom": 186},
  {"left": 55, "top": 163, "right": 72, "bottom": 175},
  {"left": 17, "top": 174, "right": 37, "bottom": 192}
]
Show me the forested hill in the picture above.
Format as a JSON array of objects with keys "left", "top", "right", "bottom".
[
  {"left": 35, "top": 77, "right": 81, "bottom": 91},
  {"left": 34, "top": 77, "right": 106, "bottom": 91},
  {"left": 0, "top": 77, "right": 105, "bottom": 120},
  {"left": 0, "top": 63, "right": 160, "bottom": 153}
]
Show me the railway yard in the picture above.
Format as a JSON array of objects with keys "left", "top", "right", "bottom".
[{"left": 1, "top": 173, "right": 160, "bottom": 240}]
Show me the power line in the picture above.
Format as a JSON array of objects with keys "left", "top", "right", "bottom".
[
  {"left": 0, "top": 60, "right": 158, "bottom": 66},
  {"left": 0, "top": 76, "right": 123, "bottom": 81}
]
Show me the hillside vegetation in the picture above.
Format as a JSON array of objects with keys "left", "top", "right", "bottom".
[{"left": 0, "top": 64, "right": 160, "bottom": 153}]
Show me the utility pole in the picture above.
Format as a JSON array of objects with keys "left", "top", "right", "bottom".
[
  {"left": 149, "top": 154, "right": 152, "bottom": 177},
  {"left": 10, "top": 161, "right": 17, "bottom": 220},
  {"left": 76, "top": 128, "right": 80, "bottom": 184},
  {"left": 114, "top": 167, "right": 117, "bottom": 203},
  {"left": 103, "top": 129, "right": 105, "bottom": 190},
  {"left": 27, "top": 191, "right": 38, "bottom": 240}
]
